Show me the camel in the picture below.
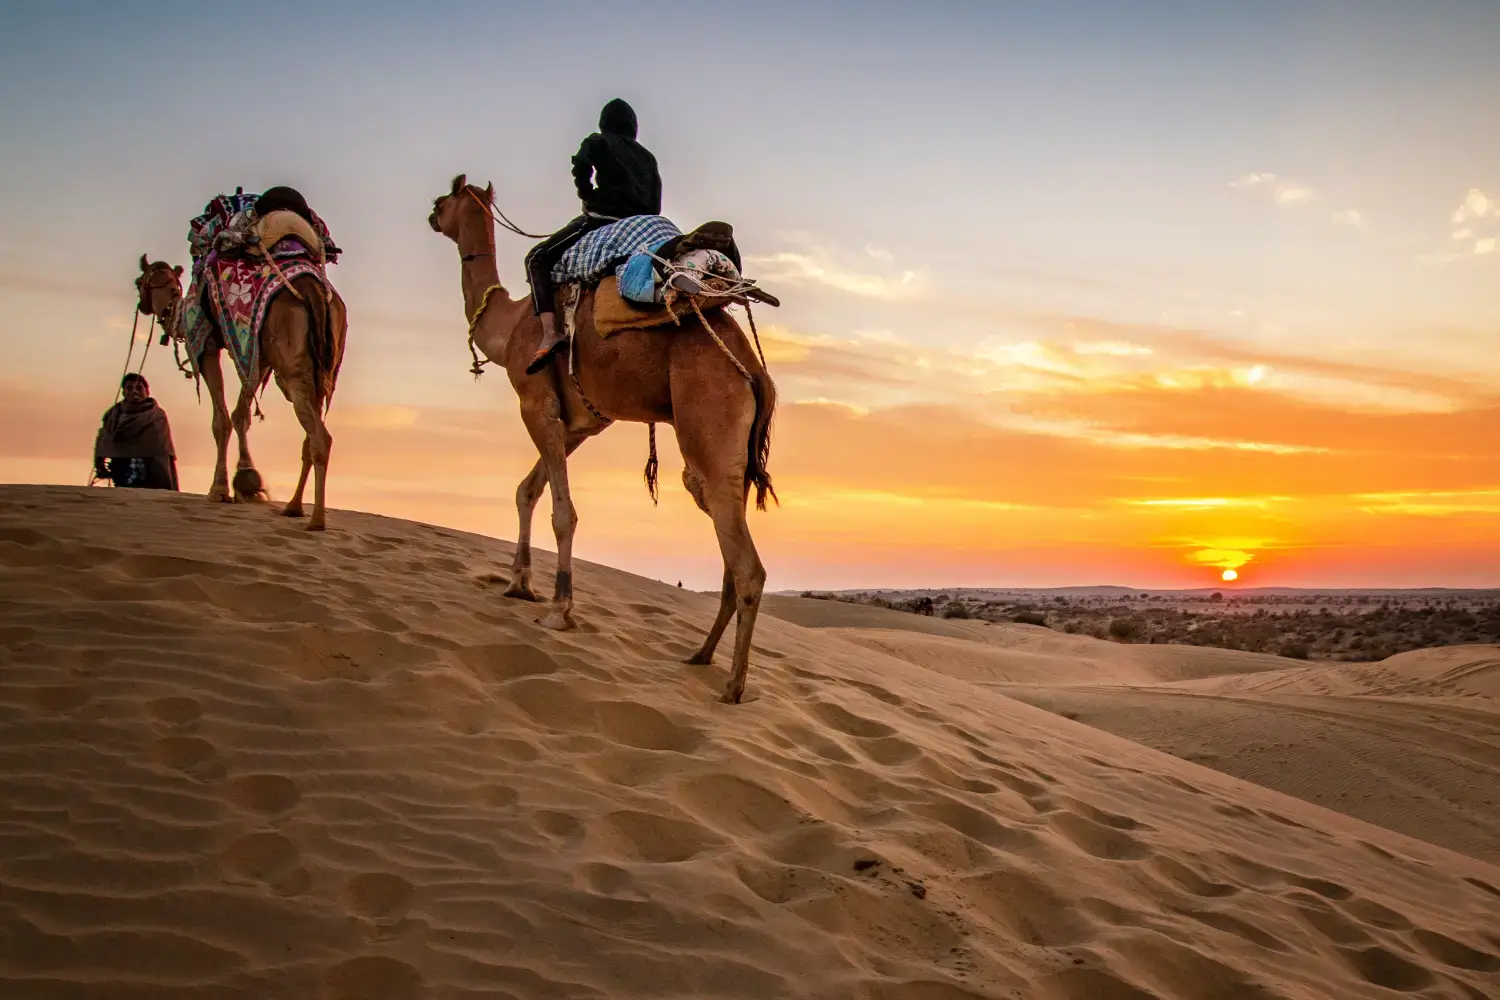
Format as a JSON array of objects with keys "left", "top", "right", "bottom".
[
  {"left": 428, "top": 175, "right": 777, "bottom": 703},
  {"left": 134, "top": 254, "right": 348, "bottom": 530}
]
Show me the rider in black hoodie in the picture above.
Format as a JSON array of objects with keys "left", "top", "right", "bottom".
[{"left": 525, "top": 98, "right": 662, "bottom": 374}]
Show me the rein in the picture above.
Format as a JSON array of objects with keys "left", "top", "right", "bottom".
[{"left": 467, "top": 188, "right": 548, "bottom": 240}]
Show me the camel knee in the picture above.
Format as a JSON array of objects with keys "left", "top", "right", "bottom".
[
  {"left": 551, "top": 499, "right": 577, "bottom": 536},
  {"left": 311, "top": 428, "right": 332, "bottom": 466}
]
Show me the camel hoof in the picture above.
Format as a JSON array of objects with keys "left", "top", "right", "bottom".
[
  {"left": 537, "top": 609, "right": 576, "bottom": 631},
  {"left": 232, "top": 468, "right": 265, "bottom": 501},
  {"left": 718, "top": 685, "right": 744, "bottom": 705},
  {"left": 685, "top": 650, "right": 714, "bottom": 666},
  {"left": 207, "top": 489, "right": 233, "bottom": 504},
  {"left": 504, "top": 585, "right": 541, "bottom": 602},
  {"left": 305, "top": 519, "right": 326, "bottom": 532},
  {"left": 281, "top": 504, "right": 305, "bottom": 519}
]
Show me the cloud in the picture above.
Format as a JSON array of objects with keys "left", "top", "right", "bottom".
[
  {"left": 747, "top": 243, "right": 928, "bottom": 301},
  {"left": 863, "top": 244, "right": 893, "bottom": 262},
  {"left": 1332, "top": 209, "right": 1363, "bottom": 227},
  {"left": 1071, "top": 341, "right": 1153, "bottom": 357},
  {"left": 1477, "top": 238, "right": 1496, "bottom": 256},
  {"left": 1451, "top": 189, "right": 1493, "bottom": 225},
  {"left": 1452, "top": 228, "right": 1474, "bottom": 241},
  {"left": 1231, "top": 172, "right": 1313, "bottom": 205}
]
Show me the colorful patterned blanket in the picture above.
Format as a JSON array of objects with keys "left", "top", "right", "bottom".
[
  {"left": 551, "top": 214, "right": 682, "bottom": 287},
  {"left": 179, "top": 190, "right": 337, "bottom": 386},
  {"left": 181, "top": 241, "right": 327, "bottom": 387}
]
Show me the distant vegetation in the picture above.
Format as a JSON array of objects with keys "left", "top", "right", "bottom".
[{"left": 796, "top": 590, "right": 1500, "bottom": 661}]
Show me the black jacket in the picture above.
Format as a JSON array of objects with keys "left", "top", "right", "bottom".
[{"left": 571, "top": 99, "right": 661, "bottom": 219}]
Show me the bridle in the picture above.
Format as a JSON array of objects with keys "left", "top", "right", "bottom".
[{"left": 136, "top": 267, "right": 182, "bottom": 316}]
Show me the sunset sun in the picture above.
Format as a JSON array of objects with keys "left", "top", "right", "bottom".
[{"left": 1221, "top": 569, "right": 1239, "bottom": 582}]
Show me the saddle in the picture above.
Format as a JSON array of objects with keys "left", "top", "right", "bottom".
[{"left": 254, "top": 210, "right": 326, "bottom": 264}]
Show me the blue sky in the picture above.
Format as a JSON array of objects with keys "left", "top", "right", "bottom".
[{"left": 2, "top": 1, "right": 1498, "bottom": 587}]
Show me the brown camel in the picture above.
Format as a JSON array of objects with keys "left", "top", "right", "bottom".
[
  {"left": 428, "top": 175, "right": 777, "bottom": 703},
  {"left": 134, "top": 254, "right": 348, "bottom": 530}
]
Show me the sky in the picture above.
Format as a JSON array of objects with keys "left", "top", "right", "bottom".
[{"left": 2, "top": 1, "right": 1498, "bottom": 590}]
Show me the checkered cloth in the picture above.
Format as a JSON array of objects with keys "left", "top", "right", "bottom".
[{"left": 552, "top": 214, "right": 681, "bottom": 286}]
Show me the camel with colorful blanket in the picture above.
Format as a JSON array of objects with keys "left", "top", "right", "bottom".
[
  {"left": 429, "top": 175, "right": 778, "bottom": 703},
  {"left": 136, "top": 187, "right": 348, "bottom": 530}
]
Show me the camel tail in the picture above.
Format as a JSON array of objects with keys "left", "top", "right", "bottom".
[
  {"left": 747, "top": 364, "right": 778, "bottom": 511},
  {"left": 294, "top": 275, "right": 337, "bottom": 413}
]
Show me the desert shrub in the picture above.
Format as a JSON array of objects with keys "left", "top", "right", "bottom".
[
  {"left": 1012, "top": 611, "right": 1048, "bottom": 626},
  {"left": 1108, "top": 617, "right": 1144, "bottom": 642},
  {"left": 943, "top": 604, "right": 973, "bottom": 619},
  {"left": 1280, "top": 642, "right": 1311, "bottom": 660}
]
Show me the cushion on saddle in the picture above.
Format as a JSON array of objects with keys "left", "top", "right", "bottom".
[{"left": 551, "top": 215, "right": 682, "bottom": 286}]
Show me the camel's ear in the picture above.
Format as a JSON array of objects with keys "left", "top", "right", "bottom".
[
  {"left": 172, "top": 264, "right": 183, "bottom": 277},
  {"left": 139, "top": 253, "right": 150, "bottom": 272},
  {"left": 451, "top": 173, "right": 467, "bottom": 194},
  {"left": 485, "top": 182, "right": 493, "bottom": 197}
]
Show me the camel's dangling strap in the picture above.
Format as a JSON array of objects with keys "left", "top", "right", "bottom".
[{"left": 644, "top": 423, "right": 659, "bottom": 506}]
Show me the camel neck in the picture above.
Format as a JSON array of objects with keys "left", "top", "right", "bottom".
[{"left": 460, "top": 255, "right": 506, "bottom": 322}]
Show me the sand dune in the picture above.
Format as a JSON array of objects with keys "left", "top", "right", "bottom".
[
  {"left": 3, "top": 485, "right": 1500, "bottom": 999},
  {"left": 759, "top": 598, "right": 1500, "bottom": 866}
]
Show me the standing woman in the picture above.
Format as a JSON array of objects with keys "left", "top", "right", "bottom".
[{"left": 93, "top": 373, "right": 179, "bottom": 490}]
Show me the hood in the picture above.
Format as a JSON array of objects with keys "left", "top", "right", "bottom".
[{"left": 599, "top": 99, "right": 638, "bottom": 139}]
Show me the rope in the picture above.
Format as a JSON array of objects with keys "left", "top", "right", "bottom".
[
  {"left": 690, "top": 298, "right": 754, "bottom": 384},
  {"left": 568, "top": 368, "right": 610, "bottom": 425},
  {"left": 113, "top": 310, "right": 143, "bottom": 406},
  {"left": 466, "top": 283, "right": 504, "bottom": 377},
  {"left": 467, "top": 188, "right": 549, "bottom": 240},
  {"left": 744, "top": 302, "right": 768, "bottom": 371}
]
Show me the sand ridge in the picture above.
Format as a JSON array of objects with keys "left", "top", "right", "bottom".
[{"left": 3, "top": 485, "right": 1499, "bottom": 999}]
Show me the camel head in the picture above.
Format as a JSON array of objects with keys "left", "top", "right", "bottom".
[
  {"left": 135, "top": 254, "right": 183, "bottom": 317},
  {"left": 429, "top": 174, "right": 495, "bottom": 256}
]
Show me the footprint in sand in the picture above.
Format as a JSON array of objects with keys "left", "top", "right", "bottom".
[
  {"left": 226, "top": 774, "right": 301, "bottom": 815},
  {"left": 322, "top": 956, "right": 423, "bottom": 1000},
  {"left": 809, "top": 702, "right": 896, "bottom": 739},
  {"left": 586, "top": 809, "right": 721, "bottom": 863},
  {"left": 148, "top": 695, "right": 203, "bottom": 728},
  {"left": 593, "top": 700, "right": 704, "bottom": 753},
  {"left": 219, "top": 831, "right": 311, "bottom": 896},
  {"left": 343, "top": 873, "right": 415, "bottom": 923},
  {"left": 152, "top": 736, "right": 220, "bottom": 776},
  {"left": 1410, "top": 928, "right": 1500, "bottom": 972},
  {"left": 1339, "top": 944, "right": 1435, "bottom": 992},
  {"left": 30, "top": 685, "right": 91, "bottom": 713},
  {"left": 1049, "top": 811, "right": 1149, "bottom": 861}
]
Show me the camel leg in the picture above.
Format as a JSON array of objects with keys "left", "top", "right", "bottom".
[
  {"left": 700, "top": 480, "right": 767, "bottom": 703},
  {"left": 229, "top": 378, "right": 266, "bottom": 502},
  {"left": 519, "top": 406, "right": 577, "bottom": 630},
  {"left": 507, "top": 434, "right": 590, "bottom": 602},
  {"left": 686, "top": 566, "right": 736, "bottom": 665},
  {"left": 199, "top": 345, "right": 234, "bottom": 503},
  {"left": 282, "top": 380, "right": 332, "bottom": 531},
  {"left": 506, "top": 460, "right": 548, "bottom": 602},
  {"left": 283, "top": 437, "right": 312, "bottom": 518}
]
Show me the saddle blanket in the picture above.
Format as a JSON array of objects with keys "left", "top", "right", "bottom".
[
  {"left": 551, "top": 214, "right": 681, "bottom": 287},
  {"left": 180, "top": 244, "right": 327, "bottom": 386}
]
